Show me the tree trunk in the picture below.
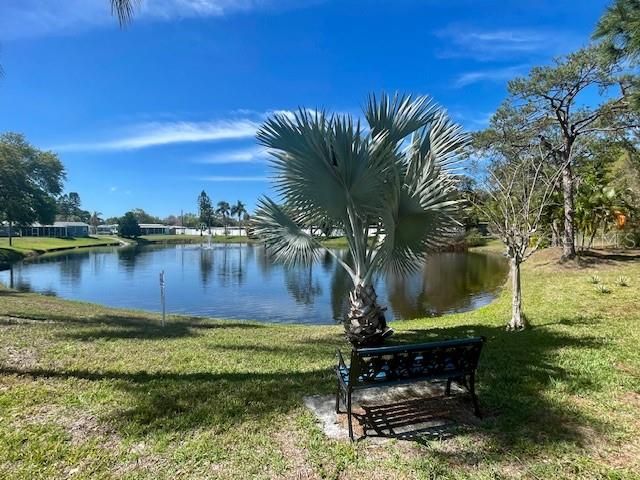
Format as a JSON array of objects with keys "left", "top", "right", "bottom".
[
  {"left": 8, "top": 220, "right": 12, "bottom": 247},
  {"left": 561, "top": 162, "right": 576, "bottom": 260},
  {"left": 344, "top": 283, "right": 393, "bottom": 347},
  {"left": 507, "top": 258, "right": 526, "bottom": 330},
  {"left": 551, "top": 219, "right": 559, "bottom": 247}
]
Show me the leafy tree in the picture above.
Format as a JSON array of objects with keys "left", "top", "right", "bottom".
[
  {"left": 181, "top": 212, "right": 201, "bottom": 228},
  {"left": 594, "top": 0, "right": 640, "bottom": 110},
  {"left": 130, "top": 208, "right": 162, "bottom": 224},
  {"left": 197, "top": 191, "right": 215, "bottom": 234},
  {"left": 474, "top": 117, "right": 562, "bottom": 330},
  {"left": 506, "top": 45, "right": 634, "bottom": 259},
  {"left": 57, "top": 192, "right": 89, "bottom": 221},
  {"left": 575, "top": 138, "right": 640, "bottom": 247},
  {"left": 230, "top": 200, "right": 247, "bottom": 235},
  {"left": 118, "top": 211, "right": 141, "bottom": 238},
  {"left": 253, "top": 93, "right": 467, "bottom": 346},
  {"left": 0, "top": 133, "right": 65, "bottom": 245},
  {"left": 595, "top": 0, "right": 640, "bottom": 61},
  {"left": 216, "top": 201, "right": 231, "bottom": 235}
]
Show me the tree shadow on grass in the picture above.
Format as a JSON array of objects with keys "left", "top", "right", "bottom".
[
  {"left": 0, "top": 318, "right": 613, "bottom": 463},
  {"left": 0, "top": 310, "right": 265, "bottom": 341}
]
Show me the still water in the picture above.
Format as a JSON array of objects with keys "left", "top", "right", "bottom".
[{"left": 0, "top": 244, "right": 508, "bottom": 324}]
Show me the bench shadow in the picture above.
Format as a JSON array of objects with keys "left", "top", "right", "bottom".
[{"left": 356, "top": 393, "right": 478, "bottom": 442}]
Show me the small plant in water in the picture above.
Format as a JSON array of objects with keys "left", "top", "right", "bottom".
[
  {"left": 615, "top": 276, "right": 630, "bottom": 287},
  {"left": 589, "top": 275, "right": 601, "bottom": 284},
  {"left": 595, "top": 284, "right": 611, "bottom": 294}
]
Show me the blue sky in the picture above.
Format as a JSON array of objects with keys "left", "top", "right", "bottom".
[{"left": 0, "top": 0, "right": 610, "bottom": 218}]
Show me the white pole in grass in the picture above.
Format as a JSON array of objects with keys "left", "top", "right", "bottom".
[{"left": 159, "top": 270, "right": 166, "bottom": 326}]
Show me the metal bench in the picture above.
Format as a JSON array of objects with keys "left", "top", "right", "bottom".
[{"left": 335, "top": 336, "right": 486, "bottom": 440}]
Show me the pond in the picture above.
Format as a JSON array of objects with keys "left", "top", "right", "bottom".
[{"left": 0, "top": 244, "right": 508, "bottom": 324}]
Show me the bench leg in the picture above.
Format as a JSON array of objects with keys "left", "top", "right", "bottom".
[
  {"left": 335, "top": 380, "right": 342, "bottom": 414},
  {"left": 445, "top": 378, "right": 452, "bottom": 396},
  {"left": 469, "top": 372, "right": 481, "bottom": 418},
  {"left": 347, "top": 389, "right": 354, "bottom": 441}
]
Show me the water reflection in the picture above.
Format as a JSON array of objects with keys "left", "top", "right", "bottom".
[{"left": 0, "top": 244, "right": 507, "bottom": 325}]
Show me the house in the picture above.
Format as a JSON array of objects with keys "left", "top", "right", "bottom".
[
  {"left": 96, "top": 224, "right": 118, "bottom": 235},
  {"left": 139, "top": 224, "right": 170, "bottom": 235},
  {"left": 20, "top": 222, "right": 90, "bottom": 238}
]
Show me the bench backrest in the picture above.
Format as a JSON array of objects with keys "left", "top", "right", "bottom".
[{"left": 349, "top": 337, "right": 485, "bottom": 387}]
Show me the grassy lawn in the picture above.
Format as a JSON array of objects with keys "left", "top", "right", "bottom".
[
  {"left": 0, "top": 237, "right": 122, "bottom": 268},
  {"left": 0, "top": 248, "right": 639, "bottom": 479}
]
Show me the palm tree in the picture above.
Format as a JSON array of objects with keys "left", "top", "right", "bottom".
[
  {"left": 216, "top": 201, "right": 231, "bottom": 236},
  {"left": 110, "top": 0, "right": 137, "bottom": 26},
  {"left": 89, "top": 211, "right": 103, "bottom": 234},
  {"left": 231, "top": 201, "right": 247, "bottom": 236},
  {"left": 253, "top": 93, "right": 468, "bottom": 346}
]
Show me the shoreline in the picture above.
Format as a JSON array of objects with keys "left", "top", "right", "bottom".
[{"left": 0, "top": 237, "right": 123, "bottom": 270}]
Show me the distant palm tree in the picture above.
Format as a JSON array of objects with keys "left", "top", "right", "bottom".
[
  {"left": 231, "top": 201, "right": 247, "bottom": 236},
  {"left": 89, "top": 211, "right": 103, "bottom": 234},
  {"left": 253, "top": 93, "right": 468, "bottom": 346},
  {"left": 216, "top": 201, "right": 231, "bottom": 236}
]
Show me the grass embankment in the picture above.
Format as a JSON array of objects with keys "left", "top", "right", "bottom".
[
  {"left": 138, "top": 234, "right": 254, "bottom": 245},
  {"left": 0, "top": 237, "right": 122, "bottom": 269},
  {"left": 0, "top": 249, "right": 639, "bottom": 479}
]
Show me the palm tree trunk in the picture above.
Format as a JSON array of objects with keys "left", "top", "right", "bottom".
[
  {"left": 507, "top": 258, "right": 526, "bottom": 330},
  {"left": 344, "top": 283, "right": 393, "bottom": 347}
]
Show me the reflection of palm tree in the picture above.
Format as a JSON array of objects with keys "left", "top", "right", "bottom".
[
  {"left": 284, "top": 263, "right": 322, "bottom": 305},
  {"left": 199, "top": 250, "right": 214, "bottom": 286},
  {"left": 255, "top": 244, "right": 275, "bottom": 278}
]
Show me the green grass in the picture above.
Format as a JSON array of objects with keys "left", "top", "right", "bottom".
[
  {"left": 0, "top": 236, "right": 121, "bottom": 269},
  {"left": 138, "top": 234, "right": 254, "bottom": 244},
  {"left": 0, "top": 248, "right": 639, "bottom": 478}
]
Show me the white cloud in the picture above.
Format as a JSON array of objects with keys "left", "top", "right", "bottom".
[
  {"left": 454, "top": 64, "right": 529, "bottom": 87},
  {"left": 53, "top": 119, "right": 259, "bottom": 152},
  {"left": 435, "top": 26, "right": 581, "bottom": 61},
  {"left": 195, "top": 146, "right": 269, "bottom": 164},
  {"left": 198, "top": 175, "right": 268, "bottom": 182},
  {"left": 0, "top": 0, "right": 316, "bottom": 40}
]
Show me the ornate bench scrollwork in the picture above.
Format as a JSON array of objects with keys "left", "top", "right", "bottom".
[{"left": 335, "top": 337, "right": 486, "bottom": 440}]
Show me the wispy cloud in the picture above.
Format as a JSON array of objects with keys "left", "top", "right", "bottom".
[
  {"left": 435, "top": 26, "right": 581, "bottom": 61},
  {"left": 198, "top": 175, "right": 268, "bottom": 182},
  {"left": 449, "top": 109, "right": 494, "bottom": 130},
  {"left": 1, "top": 0, "right": 319, "bottom": 40},
  {"left": 454, "top": 64, "right": 529, "bottom": 87},
  {"left": 195, "top": 146, "right": 269, "bottom": 164},
  {"left": 53, "top": 119, "right": 259, "bottom": 152}
]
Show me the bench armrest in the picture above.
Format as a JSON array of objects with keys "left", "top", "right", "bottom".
[{"left": 336, "top": 348, "right": 347, "bottom": 370}]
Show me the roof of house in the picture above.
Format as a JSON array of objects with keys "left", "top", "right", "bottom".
[
  {"left": 139, "top": 224, "right": 169, "bottom": 228},
  {"left": 31, "top": 222, "right": 90, "bottom": 227}
]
